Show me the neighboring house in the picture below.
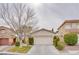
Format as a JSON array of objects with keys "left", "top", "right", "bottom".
[
  {"left": 58, "top": 20, "right": 79, "bottom": 41},
  {"left": 0, "top": 26, "right": 16, "bottom": 45},
  {"left": 58, "top": 20, "right": 79, "bottom": 34},
  {"left": 30, "top": 28, "right": 54, "bottom": 45}
]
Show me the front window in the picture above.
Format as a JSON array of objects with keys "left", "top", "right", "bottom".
[
  {"left": 71, "top": 23, "right": 77, "bottom": 29},
  {"left": 65, "top": 23, "right": 78, "bottom": 29},
  {"left": 65, "top": 23, "right": 71, "bottom": 29}
]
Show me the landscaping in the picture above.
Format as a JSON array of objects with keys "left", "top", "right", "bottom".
[
  {"left": 8, "top": 46, "right": 32, "bottom": 53},
  {"left": 28, "top": 37, "right": 34, "bottom": 45},
  {"left": 7, "top": 37, "right": 34, "bottom": 54},
  {"left": 53, "top": 36, "right": 65, "bottom": 51},
  {"left": 56, "top": 41, "right": 65, "bottom": 50},
  {"left": 53, "top": 36, "right": 59, "bottom": 47},
  {"left": 64, "top": 32, "right": 78, "bottom": 46}
]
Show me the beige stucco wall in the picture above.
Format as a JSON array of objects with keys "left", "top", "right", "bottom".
[
  {"left": 58, "top": 23, "right": 71, "bottom": 35},
  {"left": 9, "top": 38, "right": 14, "bottom": 45},
  {"left": 0, "top": 29, "right": 15, "bottom": 38},
  {"left": 58, "top": 23, "right": 71, "bottom": 42}
]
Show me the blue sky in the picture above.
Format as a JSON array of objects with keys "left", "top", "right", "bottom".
[{"left": 0, "top": 3, "right": 79, "bottom": 31}]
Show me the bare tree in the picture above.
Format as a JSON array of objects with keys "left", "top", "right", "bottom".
[{"left": 0, "top": 3, "right": 37, "bottom": 44}]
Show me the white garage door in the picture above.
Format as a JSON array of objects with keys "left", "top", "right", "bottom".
[{"left": 34, "top": 36, "right": 52, "bottom": 45}]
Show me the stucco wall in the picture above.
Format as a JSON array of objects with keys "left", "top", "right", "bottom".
[
  {"left": 58, "top": 23, "right": 70, "bottom": 42},
  {"left": 9, "top": 38, "right": 14, "bottom": 45}
]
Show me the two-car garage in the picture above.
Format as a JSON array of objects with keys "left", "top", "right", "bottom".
[
  {"left": 0, "top": 26, "right": 16, "bottom": 45},
  {"left": 34, "top": 36, "right": 52, "bottom": 45},
  {"left": 31, "top": 29, "right": 54, "bottom": 45},
  {"left": 0, "top": 38, "right": 16, "bottom": 45}
]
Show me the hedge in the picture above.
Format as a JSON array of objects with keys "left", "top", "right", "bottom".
[{"left": 64, "top": 32, "right": 78, "bottom": 46}]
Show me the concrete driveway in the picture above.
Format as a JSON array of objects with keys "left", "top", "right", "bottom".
[{"left": 27, "top": 44, "right": 60, "bottom": 55}]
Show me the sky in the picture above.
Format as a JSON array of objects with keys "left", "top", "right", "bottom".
[
  {"left": 1, "top": 3, "right": 79, "bottom": 31},
  {"left": 31, "top": 3, "right": 79, "bottom": 31}
]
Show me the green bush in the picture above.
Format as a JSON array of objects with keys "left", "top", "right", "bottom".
[
  {"left": 15, "top": 41, "right": 20, "bottom": 47},
  {"left": 28, "top": 37, "right": 34, "bottom": 45},
  {"left": 53, "top": 36, "right": 60, "bottom": 47},
  {"left": 56, "top": 41, "right": 65, "bottom": 50},
  {"left": 64, "top": 32, "right": 78, "bottom": 46}
]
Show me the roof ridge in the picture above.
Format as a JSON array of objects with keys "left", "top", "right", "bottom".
[{"left": 31, "top": 28, "right": 53, "bottom": 34}]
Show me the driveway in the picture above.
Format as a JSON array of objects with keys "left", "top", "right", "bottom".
[{"left": 27, "top": 44, "right": 60, "bottom": 55}]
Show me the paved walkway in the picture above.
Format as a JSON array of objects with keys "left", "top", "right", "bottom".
[{"left": 27, "top": 45, "right": 60, "bottom": 55}]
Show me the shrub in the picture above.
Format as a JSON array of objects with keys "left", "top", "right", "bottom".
[
  {"left": 64, "top": 32, "right": 78, "bottom": 46},
  {"left": 53, "top": 36, "right": 65, "bottom": 51},
  {"left": 56, "top": 41, "right": 65, "bottom": 50},
  {"left": 22, "top": 39, "right": 26, "bottom": 44},
  {"left": 22, "top": 38, "right": 29, "bottom": 44},
  {"left": 53, "top": 36, "right": 60, "bottom": 47},
  {"left": 28, "top": 37, "right": 34, "bottom": 45},
  {"left": 15, "top": 41, "right": 20, "bottom": 47}
]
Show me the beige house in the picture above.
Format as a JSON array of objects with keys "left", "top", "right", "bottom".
[
  {"left": 0, "top": 26, "right": 16, "bottom": 45},
  {"left": 31, "top": 28, "right": 54, "bottom": 45},
  {"left": 0, "top": 26, "right": 54, "bottom": 45},
  {"left": 58, "top": 20, "right": 79, "bottom": 41}
]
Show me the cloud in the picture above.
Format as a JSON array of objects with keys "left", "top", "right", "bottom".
[{"left": 35, "top": 3, "right": 79, "bottom": 30}]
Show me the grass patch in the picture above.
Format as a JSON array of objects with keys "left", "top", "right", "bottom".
[{"left": 8, "top": 46, "right": 32, "bottom": 53}]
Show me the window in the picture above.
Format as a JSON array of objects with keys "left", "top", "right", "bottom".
[
  {"left": 65, "top": 23, "right": 71, "bottom": 29},
  {"left": 71, "top": 23, "right": 77, "bottom": 29}
]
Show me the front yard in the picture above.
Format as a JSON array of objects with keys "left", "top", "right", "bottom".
[
  {"left": 8, "top": 45, "right": 32, "bottom": 53},
  {"left": 53, "top": 32, "right": 79, "bottom": 54}
]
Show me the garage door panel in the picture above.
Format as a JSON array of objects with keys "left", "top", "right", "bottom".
[
  {"left": 34, "top": 36, "right": 52, "bottom": 45},
  {"left": 0, "top": 38, "right": 9, "bottom": 45}
]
